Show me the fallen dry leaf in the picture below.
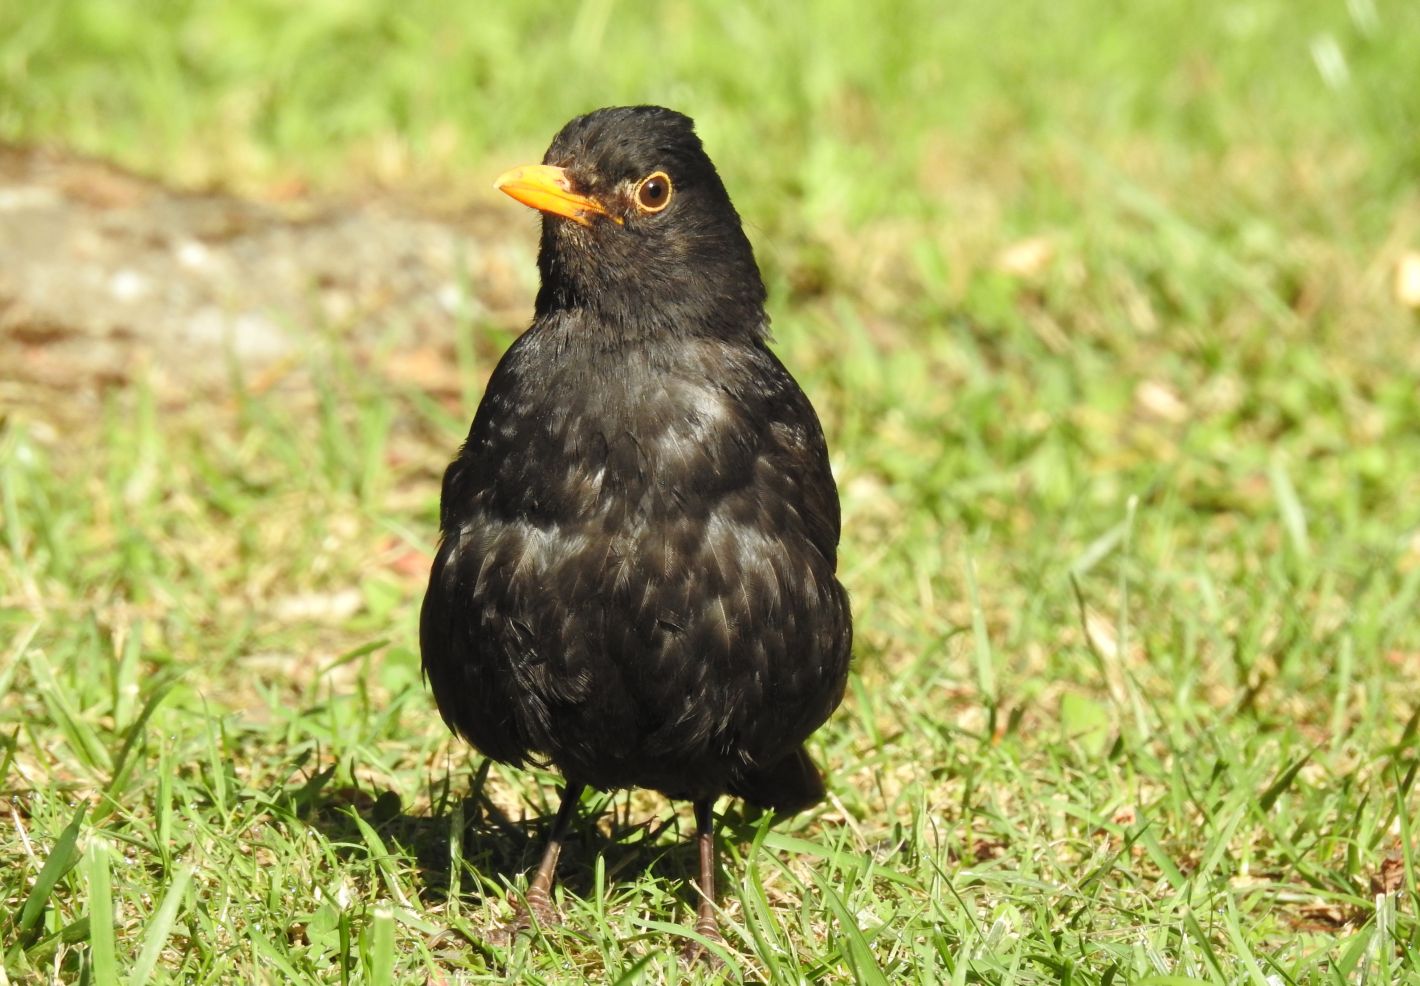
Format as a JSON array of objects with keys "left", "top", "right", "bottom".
[
  {"left": 1396, "top": 251, "right": 1420, "bottom": 308},
  {"left": 1291, "top": 899, "right": 1354, "bottom": 931},
  {"left": 385, "top": 345, "right": 463, "bottom": 396},
  {"left": 1384, "top": 650, "right": 1418, "bottom": 670},
  {"left": 271, "top": 588, "right": 364, "bottom": 622},
  {"left": 1135, "top": 380, "right": 1189, "bottom": 423},
  {"left": 995, "top": 236, "right": 1054, "bottom": 278},
  {"left": 388, "top": 547, "right": 433, "bottom": 580},
  {"left": 1371, "top": 845, "right": 1406, "bottom": 895},
  {"left": 972, "top": 837, "right": 1007, "bottom": 862}
]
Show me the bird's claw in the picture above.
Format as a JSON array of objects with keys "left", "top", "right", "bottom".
[
  {"left": 493, "top": 887, "right": 560, "bottom": 944},
  {"left": 679, "top": 919, "right": 725, "bottom": 967},
  {"left": 523, "top": 886, "right": 559, "bottom": 927}
]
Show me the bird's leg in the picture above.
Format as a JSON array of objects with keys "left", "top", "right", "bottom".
[
  {"left": 505, "top": 782, "right": 583, "bottom": 935},
  {"left": 681, "top": 798, "right": 725, "bottom": 963}
]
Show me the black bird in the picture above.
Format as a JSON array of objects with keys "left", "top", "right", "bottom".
[{"left": 420, "top": 105, "right": 852, "bottom": 954}]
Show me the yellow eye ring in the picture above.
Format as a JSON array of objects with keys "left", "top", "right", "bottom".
[{"left": 634, "top": 171, "right": 673, "bottom": 213}]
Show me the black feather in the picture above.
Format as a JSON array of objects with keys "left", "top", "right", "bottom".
[{"left": 421, "top": 104, "right": 851, "bottom": 812}]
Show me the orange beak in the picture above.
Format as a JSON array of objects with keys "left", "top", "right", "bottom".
[{"left": 493, "top": 164, "right": 620, "bottom": 226}]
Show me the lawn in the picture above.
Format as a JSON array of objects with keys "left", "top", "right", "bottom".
[{"left": 3, "top": 0, "right": 1420, "bottom": 982}]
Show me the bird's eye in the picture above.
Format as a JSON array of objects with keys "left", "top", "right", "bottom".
[{"left": 634, "top": 171, "right": 673, "bottom": 213}]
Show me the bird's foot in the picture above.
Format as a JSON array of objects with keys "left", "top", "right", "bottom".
[
  {"left": 679, "top": 916, "right": 725, "bottom": 967},
  {"left": 494, "top": 886, "right": 559, "bottom": 944}
]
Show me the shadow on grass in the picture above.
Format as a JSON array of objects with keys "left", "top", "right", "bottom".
[{"left": 282, "top": 759, "right": 769, "bottom": 950}]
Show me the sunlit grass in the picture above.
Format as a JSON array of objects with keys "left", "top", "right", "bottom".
[{"left": 3, "top": 0, "right": 1420, "bottom": 982}]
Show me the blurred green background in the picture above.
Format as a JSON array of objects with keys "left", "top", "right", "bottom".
[
  {"left": 6, "top": 1, "right": 1417, "bottom": 233},
  {"left": 3, "top": 1, "right": 1420, "bottom": 983}
]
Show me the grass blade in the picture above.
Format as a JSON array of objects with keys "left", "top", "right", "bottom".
[
  {"left": 86, "top": 838, "right": 116, "bottom": 983},
  {"left": 1269, "top": 455, "right": 1310, "bottom": 560},
  {"left": 15, "top": 801, "right": 87, "bottom": 945},
  {"left": 962, "top": 549, "right": 997, "bottom": 708},
  {"left": 1259, "top": 748, "right": 1315, "bottom": 812},
  {"left": 129, "top": 864, "right": 192, "bottom": 986},
  {"left": 366, "top": 904, "right": 394, "bottom": 986}
]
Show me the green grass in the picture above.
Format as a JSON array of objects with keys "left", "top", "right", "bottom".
[{"left": 4, "top": 0, "right": 1420, "bottom": 982}]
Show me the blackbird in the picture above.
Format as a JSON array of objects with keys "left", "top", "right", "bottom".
[{"left": 420, "top": 105, "right": 852, "bottom": 954}]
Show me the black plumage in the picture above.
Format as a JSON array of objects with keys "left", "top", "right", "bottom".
[{"left": 420, "top": 105, "right": 851, "bottom": 953}]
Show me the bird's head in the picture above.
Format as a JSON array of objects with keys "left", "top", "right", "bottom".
[{"left": 495, "top": 106, "right": 768, "bottom": 342}]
